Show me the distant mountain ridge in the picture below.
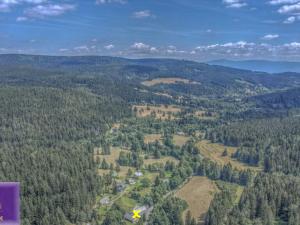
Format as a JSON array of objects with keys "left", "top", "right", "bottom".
[
  {"left": 1, "top": 54, "right": 300, "bottom": 99},
  {"left": 208, "top": 59, "right": 300, "bottom": 73}
]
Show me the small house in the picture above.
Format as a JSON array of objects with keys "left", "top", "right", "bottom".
[
  {"left": 127, "top": 178, "right": 136, "bottom": 185},
  {"left": 124, "top": 212, "right": 135, "bottom": 223},
  {"left": 100, "top": 197, "right": 110, "bottom": 205},
  {"left": 116, "top": 182, "right": 126, "bottom": 192},
  {"left": 134, "top": 171, "right": 143, "bottom": 177},
  {"left": 177, "top": 131, "right": 185, "bottom": 136},
  {"left": 134, "top": 205, "right": 149, "bottom": 214},
  {"left": 124, "top": 205, "right": 149, "bottom": 223}
]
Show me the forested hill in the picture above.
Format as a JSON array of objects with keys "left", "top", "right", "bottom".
[
  {"left": 1, "top": 54, "right": 300, "bottom": 99},
  {"left": 0, "top": 87, "right": 131, "bottom": 225},
  {"left": 1, "top": 54, "right": 300, "bottom": 225},
  {"left": 249, "top": 87, "right": 300, "bottom": 109}
]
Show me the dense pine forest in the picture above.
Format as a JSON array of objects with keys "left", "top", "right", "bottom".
[{"left": 1, "top": 54, "right": 300, "bottom": 225}]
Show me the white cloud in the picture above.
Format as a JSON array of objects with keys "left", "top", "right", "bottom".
[
  {"left": 59, "top": 48, "right": 69, "bottom": 52},
  {"left": 192, "top": 41, "right": 300, "bottom": 60},
  {"left": 23, "top": 0, "right": 46, "bottom": 3},
  {"left": 58, "top": 41, "right": 300, "bottom": 60},
  {"left": 131, "top": 42, "right": 150, "bottom": 50},
  {"left": 133, "top": 10, "right": 155, "bottom": 19},
  {"left": 130, "top": 42, "right": 159, "bottom": 54},
  {"left": 284, "top": 42, "right": 300, "bottom": 48},
  {"left": 74, "top": 45, "right": 90, "bottom": 52},
  {"left": 278, "top": 2, "right": 300, "bottom": 14},
  {"left": 284, "top": 16, "right": 297, "bottom": 23},
  {"left": 104, "top": 44, "right": 114, "bottom": 50},
  {"left": 269, "top": 0, "right": 300, "bottom": 5},
  {"left": 261, "top": 34, "right": 279, "bottom": 40},
  {"left": 222, "top": 0, "right": 247, "bottom": 8},
  {"left": 95, "top": 0, "right": 126, "bottom": 4},
  {"left": 24, "top": 4, "right": 75, "bottom": 18},
  {"left": 168, "top": 45, "right": 177, "bottom": 50},
  {"left": 269, "top": 0, "right": 300, "bottom": 24},
  {"left": 16, "top": 16, "right": 28, "bottom": 21},
  {"left": 0, "top": 0, "right": 46, "bottom": 12},
  {"left": 0, "top": 3, "right": 10, "bottom": 12}
]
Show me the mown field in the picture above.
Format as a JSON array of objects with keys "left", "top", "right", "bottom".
[
  {"left": 176, "top": 176, "right": 219, "bottom": 224},
  {"left": 196, "top": 140, "right": 261, "bottom": 171},
  {"left": 141, "top": 77, "right": 198, "bottom": 86},
  {"left": 133, "top": 104, "right": 181, "bottom": 120},
  {"left": 173, "top": 135, "right": 190, "bottom": 147}
]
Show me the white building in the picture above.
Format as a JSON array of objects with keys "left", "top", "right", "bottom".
[{"left": 134, "top": 171, "right": 143, "bottom": 177}]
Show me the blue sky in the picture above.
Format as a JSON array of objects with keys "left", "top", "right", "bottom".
[{"left": 1, "top": 0, "right": 300, "bottom": 61}]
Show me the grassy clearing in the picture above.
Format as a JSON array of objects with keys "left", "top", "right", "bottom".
[
  {"left": 94, "top": 147, "right": 133, "bottom": 178},
  {"left": 144, "top": 134, "right": 162, "bottom": 144},
  {"left": 133, "top": 104, "right": 181, "bottom": 120},
  {"left": 175, "top": 176, "right": 218, "bottom": 224},
  {"left": 234, "top": 186, "right": 244, "bottom": 204},
  {"left": 143, "top": 156, "right": 179, "bottom": 166},
  {"left": 94, "top": 147, "right": 131, "bottom": 164},
  {"left": 193, "top": 111, "right": 218, "bottom": 120},
  {"left": 216, "top": 181, "right": 244, "bottom": 205},
  {"left": 115, "top": 196, "right": 137, "bottom": 212},
  {"left": 196, "top": 140, "right": 261, "bottom": 171},
  {"left": 173, "top": 135, "right": 190, "bottom": 147},
  {"left": 141, "top": 77, "right": 200, "bottom": 86}
]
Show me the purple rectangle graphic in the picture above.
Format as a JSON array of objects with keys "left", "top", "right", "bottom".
[{"left": 0, "top": 183, "right": 20, "bottom": 225}]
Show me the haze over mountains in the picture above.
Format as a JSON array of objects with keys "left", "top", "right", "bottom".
[{"left": 208, "top": 60, "right": 300, "bottom": 74}]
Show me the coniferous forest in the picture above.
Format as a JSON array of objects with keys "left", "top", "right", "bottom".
[{"left": 1, "top": 55, "right": 300, "bottom": 225}]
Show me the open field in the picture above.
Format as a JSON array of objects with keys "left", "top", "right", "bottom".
[
  {"left": 141, "top": 77, "right": 200, "bottom": 86},
  {"left": 143, "top": 156, "right": 179, "bottom": 166},
  {"left": 196, "top": 140, "right": 261, "bottom": 171},
  {"left": 94, "top": 147, "right": 133, "bottom": 177},
  {"left": 234, "top": 186, "right": 244, "bottom": 204},
  {"left": 176, "top": 176, "right": 218, "bottom": 224},
  {"left": 173, "top": 135, "right": 190, "bottom": 147},
  {"left": 144, "top": 134, "right": 162, "bottom": 144},
  {"left": 94, "top": 147, "right": 131, "bottom": 164},
  {"left": 133, "top": 104, "right": 181, "bottom": 120},
  {"left": 193, "top": 111, "right": 218, "bottom": 120}
]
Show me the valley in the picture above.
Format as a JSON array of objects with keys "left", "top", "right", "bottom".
[
  {"left": 0, "top": 55, "right": 300, "bottom": 225},
  {"left": 94, "top": 97, "right": 260, "bottom": 225}
]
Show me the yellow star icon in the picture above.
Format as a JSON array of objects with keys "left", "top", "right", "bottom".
[{"left": 132, "top": 209, "right": 141, "bottom": 220}]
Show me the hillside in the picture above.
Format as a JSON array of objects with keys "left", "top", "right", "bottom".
[
  {"left": 249, "top": 87, "right": 300, "bottom": 109},
  {"left": 1, "top": 55, "right": 300, "bottom": 225},
  {"left": 1, "top": 54, "right": 300, "bottom": 101}
]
